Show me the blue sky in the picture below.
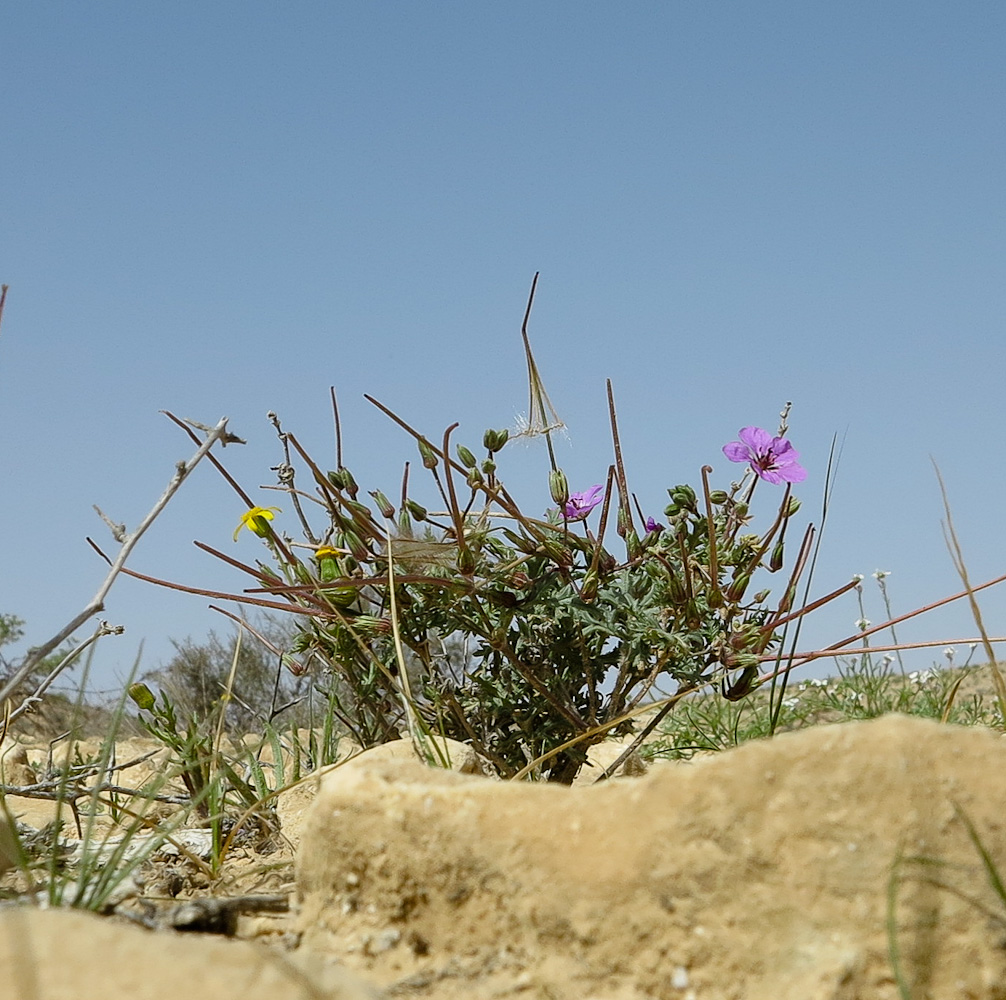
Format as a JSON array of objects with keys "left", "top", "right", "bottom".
[{"left": 3, "top": 2, "right": 1005, "bottom": 694}]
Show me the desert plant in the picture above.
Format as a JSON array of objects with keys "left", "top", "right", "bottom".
[{"left": 134, "top": 277, "right": 866, "bottom": 783}]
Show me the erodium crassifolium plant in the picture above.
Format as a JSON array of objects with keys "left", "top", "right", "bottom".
[
  {"left": 219, "top": 404, "right": 817, "bottom": 784},
  {"left": 190, "top": 284, "right": 848, "bottom": 783}
]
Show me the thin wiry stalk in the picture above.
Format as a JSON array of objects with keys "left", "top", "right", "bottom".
[
  {"left": 933, "top": 460, "right": 1006, "bottom": 725},
  {"left": 768, "top": 432, "right": 840, "bottom": 733}
]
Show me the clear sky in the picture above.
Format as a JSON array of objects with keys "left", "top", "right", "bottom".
[{"left": 3, "top": 2, "right": 1005, "bottom": 695}]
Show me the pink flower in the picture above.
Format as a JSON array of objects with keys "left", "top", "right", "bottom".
[
  {"left": 563, "top": 485, "right": 604, "bottom": 521},
  {"left": 723, "top": 427, "right": 806, "bottom": 485}
]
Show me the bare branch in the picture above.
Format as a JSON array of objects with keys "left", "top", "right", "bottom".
[{"left": 0, "top": 418, "right": 234, "bottom": 710}]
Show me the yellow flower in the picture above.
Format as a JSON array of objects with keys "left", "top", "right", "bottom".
[
  {"left": 313, "top": 545, "right": 345, "bottom": 560},
  {"left": 233, "top": 506, "right": 281, "bottom": 541}
]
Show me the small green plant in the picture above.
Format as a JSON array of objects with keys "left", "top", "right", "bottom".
[{"left": 127, "top": 679, "right": 278, "bottom": 876}]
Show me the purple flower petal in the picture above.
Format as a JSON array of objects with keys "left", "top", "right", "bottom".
[
  {"left": 738, "top": 426, "right": 774, "bottom": 452},
  {"left": 563, "top": 484, "right": 605, "bottom": 520},
  {"left": 723, "top": 427, "right": 807, "bottom": 484},
  {"left": 723, "top": 441, "right": 753, "bottom": 463}
]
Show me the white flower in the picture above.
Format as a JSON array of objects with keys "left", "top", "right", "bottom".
[
  {"left": 872, "top": 569, "right": 890, "bottom": 580},
  {"left": 855, "top": 617, "right": 871, "bottom": 631}
]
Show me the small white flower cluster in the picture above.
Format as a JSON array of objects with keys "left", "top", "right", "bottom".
[{"left": 908, "top": 669, "right": 936, "bottom": 685}]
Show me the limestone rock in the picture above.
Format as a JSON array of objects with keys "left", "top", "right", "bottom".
[
  {"left": 295, "top": 714, "right": 1006, "bottom": 999},
  {"left": 0, "top": 907, "right": 381, "bottom": 1000},
  {"left": 277, "top": 736, "right": 488, "bottom": 850}
]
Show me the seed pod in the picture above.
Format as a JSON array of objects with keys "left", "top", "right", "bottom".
[
  {"left": 456, "top": 445, "right": 478, "bottom": 469},
  {"left": 481, "top": 458, "right": 497, "bottom": 476},
  {"left": 770, "top": 539, "right": 785, "bottom": 572},
  {"left": 785, "top": 496, "right": 801, "bottom": 516},
  {"left": 466, "top": 466, "right": 484, "bottom": 488},
  {"left": 708, "top": 490, "right": 729, "bottom": 505},
  {"left": 580, "top": 569, "right": 599, "bottom": 603}
]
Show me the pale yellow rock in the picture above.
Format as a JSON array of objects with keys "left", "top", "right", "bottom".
[
  {"left": 573, "top": 738, "right": 648, "bottom": 784},
  {"left": 276, "top": 737, "right": 487, "bottom": 851},
  {"left": 296, "top": 715, "right": 1006, "bottom": 1000},
  {"left": 0, "top": 907, "right": 381, "bottom": 1000},
  {"left": 0, "top": 740, "right": 37, "bottom": 786},
  {"left": 340, "top": 736, "right": 489, "bottom": 775}
]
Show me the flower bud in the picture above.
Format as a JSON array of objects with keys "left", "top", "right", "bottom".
[
  {"left": 328, "top": 466, "right": 358, "bottom": 496},
  {"left": 483, "top": 428, "right": 509, "bottom": 452},
  {"left": 340, "top": 528, "right": 370, "bottom": 563},
  {"left": 466, "top": 466, "right": 484, "bottom": 488},
  {"left": 327, "top": 585, "right": 358, "bottom": 608},
  {"left": 769, "top": 539, "right": 785, "bottom": 572},
  {"left": 617, "top": 506, "right": 632, "bottom": 538},
  {"left": 481, "top": 458, "right": 497, "bottom": 476},
  {"left": 752, "top": 588, "right": 771, "bottom": 604},
  {"left": 669, "top": 485, "right": 696, "bottom": 510},
  {"left": 417, "top": 438, "right": 439, "bottom": 470},
  {"left": 314, "top": 545, "right": 342, "bottom": 582},
  {"left": 725, "top": 572, "right": 750, "bottom": 604},
  {"left": 353, "top": 615, "right": 392, "bottom": 637},
  {"left": 456, "top": 445, "right": 478, "bottom": 469},
  {"left": 503, "top": 528, "right": 538, "bottom": 554},
  {"left": 405, "top": 499, "right": 427, "bottom": 521},
  {"left": 784, "top": 496, "right": 801, "bottom": 516},
  {"left": 508, "top": 571, "right": 532, "bottom": 590},
  {"left": 668, "top": 576, "right": 687, "bottom": 604},
  {"left": 580, "top": 569, "right": 599, "bottom": 603},
  {"left": 368, "top": 490, "right": 395, "bottom": 519},
  {"left": 457, "top": 547, "right": 476, "bottom": 575},
  {"left": 708, "top": 490, "right": 729, "bottom": 505},
  {"left": 540, "top": 536, "right": 572, "bottom": 566},
  {"left": 549, "top": 469, "right": 569, "bottom": 507},
  {"left": 624, "top": 529, "right": 642, "bottom": 561},
  {"left": 128, "top": 683, "right": 156, "bottom": 711}
]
